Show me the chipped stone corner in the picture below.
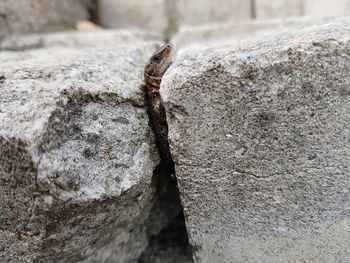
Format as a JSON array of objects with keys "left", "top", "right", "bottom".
[{"left": 0, "top": 33, "right": 185, "bottom": 262}]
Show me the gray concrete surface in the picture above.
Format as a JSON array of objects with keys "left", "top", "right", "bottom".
[
  {"left": 0, "top": 31, "right": 167, "bottom": 263},
  {"left": 98, "top": 0, "right": 168, "bottom": 33},
  {"left": 0, "top": 28, "right": 160, "bottom": 51},
  {"left": 1, "top": 3, "right": 350, "bottom": 262},
  {"left": 98, "top": 0, "right": 251, "bottom": 36},
  {"left": 304, "top": 0, "right": 350, "bottom": 17},
  {"left": 0, "top": 0, "right": 93, "bottom": 37},
  {"left": 177, "top": 0, "right": 251, "bottom": 25},
  {"left": 172, "top": 17, "right": 335, "bottom": 51},
  {"left": 255, "top": 0, "right": 303, "bottom": 18},
  {"left": 163, "top": 17, "right": 350, "bottom": 262},
  {"left": 97, "top": 0, "right": 349, "bottom": 37}
]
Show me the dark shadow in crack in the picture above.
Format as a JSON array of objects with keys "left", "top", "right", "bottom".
[
  {"left": 87, "top": 0, "right": 100, "bottom": 25},
  {"left": 138, "top": 164, "right": 193, "bottom": 263}
]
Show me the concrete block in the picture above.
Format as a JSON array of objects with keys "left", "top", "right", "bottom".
[
  {"left": 98, "top": 0, "right": 168, "bottom": 33},
  {"left": 255, "top": 0, "right": 303, "bottom": 18},
  {"left": 0, "top": 0, "right": 93, "bottom": 37},
  {"left": 0, "top": 31, "right": 167, "bottom": 262},
  {"left": 163, "top": 17, "right": 350, "bottom": 262},
  {"left": 304, "top": 0, "right": 350, "bottom": 17},
  {"left": 177, "top": 0, "right": 251, "bottom": 26},
  {"left": 0, "top": 28, "right": 161, "bottom": 51},
  {"left": 172, "top": 17, "right": 333, "bottom": 50},
  {"left": 98, "top": 0, "right": 251, "bottom": 35}
]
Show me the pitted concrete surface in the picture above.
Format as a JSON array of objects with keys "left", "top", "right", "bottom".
[
  {"left": 0, "top": 31, "right": 166, "bottom": 263},
  {"left": 163, "top": 18, "right": 350, "bottom": 263}
]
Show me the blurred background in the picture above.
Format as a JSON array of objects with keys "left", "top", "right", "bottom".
[{"left": 0, "top": 0, "right": 349, "bottom": 41}]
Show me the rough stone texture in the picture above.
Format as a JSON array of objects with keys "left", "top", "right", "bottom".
[
  {"left": 0, "top": 31, "right": 168, "bottom": 262},
  {"left": 99, "top": 0, "right": 168, "bottom": 33},
  {"left": 177, "top": 0, "right": 251, "bottom": 26},
  {"left": 163, "top": 18, "right": 350, "bottom": 262},
  {"left": 304, "top": 0, "right": 350, "bottom": 17},
  {"left": 255, "top": 0, "right": 303, "bottom": 18},
  {"left": 0, "top": 0, "right": 94, "bottom": 37}
]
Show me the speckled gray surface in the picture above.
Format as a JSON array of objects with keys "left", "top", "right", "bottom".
[
  {"left": 163, "top": 17, "right": 350, "bottom": 263},
  {"left": 0, "top": 32, "right": 166, "bottom": 262},
  {"left": 1, "top": 14, "right": 350, "bottom": 263}
]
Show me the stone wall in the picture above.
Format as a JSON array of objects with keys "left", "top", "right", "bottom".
[
  {"left": 98, "top": 0, "right": 350, "bottom": 35},
  {"left": 0, "top": 1, "right": 349, "bottom": 263},
  {"left": 0, "top": 0, "right": 94, "bottom": 37},
  {"left": 255, "top": 0, "right": 303, "bottom": 18},
  {"left": 304, "top": 0, "right": 350, "bottom": 17},
  {"left": 1, "top": 0, "right": 349, "bottom": 37}
]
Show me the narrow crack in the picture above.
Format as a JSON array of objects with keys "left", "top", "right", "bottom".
[
  {"left": 164, "top": 0, "right": 179, "bottom": 42},
  {"left": 141, "top": 44, "right": 193, "bottom": 262},
  {"left": 87, "top": 0, "right": 100, "bottom": 25},
  {"left": 138, "top": 165, "right": 192, "bottom": 263},
  {"left": 250, "top": 0, "right": 257, "bottom": 19}
]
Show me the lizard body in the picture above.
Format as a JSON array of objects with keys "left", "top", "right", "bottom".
[{"left": 144, "top": 43, "right": 176, "bottom": 181}]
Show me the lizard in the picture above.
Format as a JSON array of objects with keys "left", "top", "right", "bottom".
[{"left": 144, "top": 43, "right": 176, "bottom": 182}]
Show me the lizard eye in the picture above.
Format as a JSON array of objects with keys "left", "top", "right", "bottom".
[{"left": 152, "top": 54, "right": 162, "bottom": 63}]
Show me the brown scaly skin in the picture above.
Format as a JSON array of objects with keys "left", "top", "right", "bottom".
[{"left": 144, "top": 43, "right": 176, "bottom": 182}]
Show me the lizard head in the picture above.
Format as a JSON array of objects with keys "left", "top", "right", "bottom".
[{"left": 144, "top": 43, "right": 173, "bottom": 81}]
